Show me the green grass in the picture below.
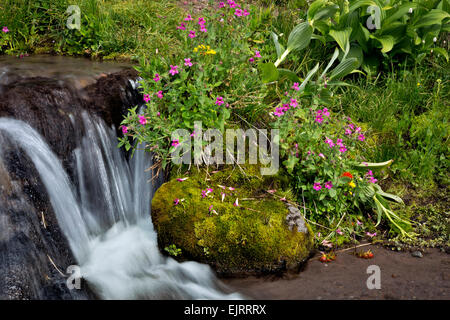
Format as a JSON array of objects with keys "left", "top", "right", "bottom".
[{"left": 0, "top": 0, "right": 183, "bottom": 60}]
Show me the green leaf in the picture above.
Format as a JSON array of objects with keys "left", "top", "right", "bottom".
[
  {"left": 370, "top": 35, "right": 395, "bottom": 53},
  {"left": 278, "top": 68, "right": 300, "bottom": 82},
  {"left": 320, "top": 47, "right": 340, "bottom": 78},
  {"left": 299, "top": 63, "right": 320, "bottom": 91},
  {"left": 287, "top": 22, "right": 313, "bottom": 52},
  {"left": 258, "top": 62, "right": 279, "bottom": 83},
  {"left": 354, "top": 159, "right": 393, "bottom": 169},
  {"left": 329, "top": 27, "right": 352, "bottom": 52},
  {"left": 329, "top": 57, "right": 359, "bottom": 80},
  {"left": 307, "top": 0, "right": 328, "bottom": 21},
  {"left": 432, "top": 47, "right": 449, "bottom": 61},
  {"left": 271, "top": 31, "right": 284, "bottom": 59},
  {"left": 383, "top": 3, "right": 419, "bottom": 26},
  {"left": 314, "top": 4, "right": 339, "bottom": 20},
  {"left": 413, "top": 9, "right": 450, "bottom": 29}
]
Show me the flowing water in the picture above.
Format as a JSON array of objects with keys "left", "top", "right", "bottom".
[{"left": 0, "top": 114, "right": 241, "bottom": 299}]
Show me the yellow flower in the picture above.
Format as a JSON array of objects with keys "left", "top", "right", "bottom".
[
  {"left": 349, "top": 181, "right": 356, "bottom": 188},
  {"left": 206, "top": 49, "right": 216, "bottom": 55},
  {"left": 417, "top": 82, "right": 421, "bottom": 86}
]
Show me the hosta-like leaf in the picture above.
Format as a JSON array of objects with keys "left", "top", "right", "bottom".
[
  {"left": 299, "top": 63, "right": 320, "bottom": 91},
  {"left": 329, "top": 27, "right": 352, "bottom": 52},
  {"left": 371, "top": 35, "right": 395, "bottom": 53},
  {"left": 287, "top": 22, "right": 313, "bottom": 52},
  {"left": 383, "top": 3, "right": 419, "bottom": 26},
  {"left": 258, "top": 62, "right": 279, "bottom": 83},
  {"left": 307, "top": 0, "right": 328, "bottom": 21},
  {"left": 320, "top": 47, "right": 340, "bottom": 78},
  {"left": 432, "top": 47, "right": 449, "bottom": 61},
  {"left": 278, "top": 68, "right": 300, "bottom": 82},
  {"left": 329, "top": 57, "right": 359, "bottom": 80},
  {"left": 413, "top": 9, "right": 450, "bottom": 29}
]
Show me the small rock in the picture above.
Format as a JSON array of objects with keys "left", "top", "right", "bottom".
[{"left": 411, "top": 251, "right": 423, "bottom": 258}]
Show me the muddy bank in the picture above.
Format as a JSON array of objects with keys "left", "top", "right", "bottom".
[{"left": 224, "top": 245, "right": 449, "bottom": 300}]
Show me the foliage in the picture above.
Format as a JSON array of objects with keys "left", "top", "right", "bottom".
[{"left": 164, "top": 244, "right": 182, "bottom": 257}]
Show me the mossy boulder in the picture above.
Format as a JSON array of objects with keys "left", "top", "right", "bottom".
[{"left": 151, "top": 166, "right": 314, "bottom": 275}]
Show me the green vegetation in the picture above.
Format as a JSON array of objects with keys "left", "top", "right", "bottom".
[{"left": 1, "top": 0, "right": 448, "bottom": 250}]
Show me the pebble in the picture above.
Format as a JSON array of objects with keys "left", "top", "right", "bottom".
[{"left": 411, "top": 251, "right": 423, "bottom": 258}]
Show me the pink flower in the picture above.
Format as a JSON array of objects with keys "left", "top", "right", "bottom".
[
  {"left": 368, "top": 177, "right": 378, "bottom": 183},
  {"left": 139, "top": 115, "right": 147, "bottom": 125},
  {"left": 188, "top": 30, "right": 196, "bottom": 38},
  {"left": 169, "top": 65, "right": 179, "bottom": 76},
  {"left": 185, "top": 14, "right": 193, "bottom": 21},
  {"left": 228, "top": 1, "right": 237, "bottom": 8},
  {"left": 366, "top": 232, "right": 377, "bottom": 238},
  {"left": 292, "top": 82, "right": 300, "bottom": 91},
  {"left": 177, "top": 177, "right": 189, "bottom": 182},
  {"left": 357, "top": 220, "right": 362, "bottom": 226},
  {"left": 324, "top": 181, "right": 333, "bottom": 189},
  {"left": 221, "top": 192, "right": 226, "bottom": 202},
  {"left": 358, "top": 134, "right": 365, "bottom": 141},
  {"left": 228, "top": 187, "right": 235, "bottom": 191},
  {"left": 322, "top": 108, "right": 330, "bottom": 117},
  {"left": 2, "top": 26, "right": 9, "bottom": 33},
  {"left": 157, "top": 90, "right": 164, "bottom": 99},
  {"left": 315, "top": 115, "right": 324, "bottom": 123},
  {"left": 143, "top": 94, "right": 151, "bottom": 103},
  {"left": 198, "top": 17, "right": 206, "bottom": 25},
  {"left": 190, "top": 131, "right": 195, "bottom": 137},
  {"left": 219, "top": 2, "right": 226, "bottom": 8},
  {"left": 318, "top": 153, "right": 325, "bottom": 159},
  {"left": 254, "top": 50, "right": 261, "bottom": 58},
  {"left": 153, "top": 73, "right": 160, "bottom": 82},
  {"left": 325, "top": 138, "right": 335, "bottom": 148},
  {"left": 174, "top": 198, "right": 180, "bottom": 205},
  {"left": 156, "top": 112, "right": 160, "bottom": 117},
  {"left": 290, "top": 98, "right": 298, "bottom": 108},
  {"left": 177, "top": 23, "right": 186, "bottom": 30},
  {"left": 233, "top": 198, "right": 239, "bottom": 207},
  {"left": 336, "top": 139, "right": 344, "bottom": 147},
  {"left": 355, "top": 127, "right": 361, "bottom": 133},
  {"left": 243, "top": 9, "right": 250, "bottom": 16},
  {"left": 273, "top": 107, "right": 285, "bottom": 117},
  {"left": 336, "top": 228, "right": 343, "bottom": 235},
  {"left": 313, "top": 182, "right": 322, "bottom": 191},
  {"left": 234, "top": 8, "right": 244, "bottom": 16},
  {"left": 208, "top": 204, "right": 214, "bottom": 212},
  {"left": 348, "top": 123, "right": 355, "bottom": 130},
  {"left": 172, "top": 139, "right": 180, "bottom": 147},
  {"left": 345, "top": 128, "right": 352, "bottom": 135},
  {"left": 215, "top": 96, "right": 224, "bottom": 106},
  {"left": 200, "top": 25, "right": 207, "bottom": 32},
  {"left": 249, "top": 57, "right": 255, "bottom": 63},
  {"left": 121, "top": 126, "right": 128, "bottom": 134},
  {"left": 339, "top": 146, "right": 347, "bottom": 153},
  {"left": 184, "top": 58, "right": 193, "bottom": 67}
]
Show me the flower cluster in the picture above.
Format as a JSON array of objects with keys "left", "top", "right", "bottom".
[{"left": 193, "top": 44, "right": 216, "bottom": 55}]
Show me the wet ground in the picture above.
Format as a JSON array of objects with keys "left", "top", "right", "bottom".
[
  {"left": 0, "top": 55, "right": 131, "bottom": 89},
  {"left": 224, "top": 244, "right": 449, "bottom": 300}
]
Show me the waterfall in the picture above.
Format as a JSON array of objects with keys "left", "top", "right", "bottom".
[{"left": 0, "top": 115, "right": 241, "bottom": 300}]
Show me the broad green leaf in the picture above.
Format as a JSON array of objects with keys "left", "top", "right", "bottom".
[
  {"left": 287, "top": 22, "right": 313, "bottom": 52},
  {"left": 258, "top": 62, "right": 279, "bottom": 83},
  {"left": 307, "top": 0, "right": 328, "bottom": 21},
  {"left": 349, "top": 0, "right": 378, "bottom": 13},
  {"left": 371, "top": 35, "right": 395, "bottom": 53},
  {"left": 314, "top": 4, "right": 340, "bottom": 20},
  {"left": 413, "top": 9, "right": 450, "bottom": 28},
  {"left": 329, "top": 57, "right": 359, "bottom": 80},
  {"left": 432, "top": 47, "right": 449, "bottom": 61},
  {"left": 329, "top": 27, "right": 352, "bottom": 52},
  {"left": 278, "top": 68, "right": 300, "bottom": 82},
  {"left": 383, "top": 3, "right": 419, "bottom": 26}
]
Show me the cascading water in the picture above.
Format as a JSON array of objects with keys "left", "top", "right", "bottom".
[{"left": 0, "top": 114, "right": 241, "bottom": 299}]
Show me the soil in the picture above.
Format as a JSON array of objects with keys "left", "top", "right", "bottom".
[{"left": 223, "top": 244, "right": 450, "bottom": 300}]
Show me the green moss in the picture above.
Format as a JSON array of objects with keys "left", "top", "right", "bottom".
[{"left": 151, "top": 165, "right": 314, "bottom": 274}]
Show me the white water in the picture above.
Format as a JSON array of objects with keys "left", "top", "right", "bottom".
[{"left": 0, "top": 115, "right": 241, "bottom": 299}]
